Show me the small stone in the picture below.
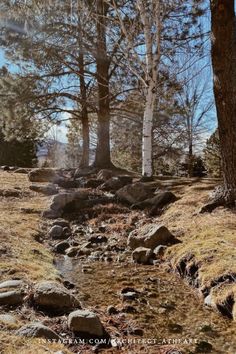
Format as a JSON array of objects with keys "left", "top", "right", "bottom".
[
  {"left": 121, "top": 288, "right": 139, "bottom": 301},
  {"left": 66, "top": 247, "right": 79, "bottom": 257},
  {"left": 52, "top": 219, "right": 70, "bottom": 228},
  {"left": 88, "top": 235, "right": 108, "bottom": 244},
  {"left": 132, "top": 328, "right": 143, "bottom": 336},
  {"left": 168, "top": 323, "right": 183, "bottom": 333},
  {"left": 204, "top": 294, "right": 214, "bottom": 307},
  {"left": 16, "top": 322, "right": 60, "bottom": 340},
  {"left": 195, "top": 340, "right": 213, "bottom": 353},
  {"left": 0, "top": 314, "right": 18, "bottom": 325},
  {"left": 48, "top": 225, "right": 64, "bottom": 240},
  {"left": 121, "top": 305, "right": 137, "bottom": 314},
  {"left": 132, "top": 247, "right": 153, "bottom": 264},
  {"left": 68, "top": 309, "right": 104, "bottom": 336},
  {"left": 54, "top": 241, "right": 70, "bottom": 254},
  {"left": 0, "top": 290, "right": 24, "bottom": 306},
  {"left": 0, "top": 280, "right": 23, "bottom": 289},
  {"left": 153, "top": 245, "right": 167, "bottom": 257},
  {"left": 107, "top": 306, "right": 118, "bottom": 315}
]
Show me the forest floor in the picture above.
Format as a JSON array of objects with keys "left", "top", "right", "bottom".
[{"left": 0, "top": 171, "right": 235, "bottom": 354}]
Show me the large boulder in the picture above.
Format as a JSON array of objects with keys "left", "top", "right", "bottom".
[
  {"left": 16, "top": 323, "right": 60, "bottom": 340},
  {"left": 68, "top": 309, "right": 104, "bottom": 336},
  {"left": 132, "top": 247, "right": 154, "bottom": 264},
  {"left": 42, "top": 190, "right": 89, "bottom": 219},
  {"left": 127, "top": 224, "right": 180, "bottom": 250},
  {"left": 33, "top": 281, "right": 80, "bottom": 311},
  {"left": 28, "top": 168, "right": 60, "bottom": 183},
  {"left": 100, "top": 176, "right": 133, "bottom": 192},
  {"left": 133, "top": 191, "right": 177, "bottom": 209},
  {"left": 116, "top": 182, "right": 153, "bottom": 205},
  {"left": 29, "top": 183, "right": 59, "bottom": 196}
]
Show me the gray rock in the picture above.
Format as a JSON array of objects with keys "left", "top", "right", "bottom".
[
  {"left": 0, "top": 189, "right": 21, "bottom": 198},
  {"left": 88, "top": 235, "right": 108, "bottom": 244},
  {"left": 28, "top": 168, "right": 60, "bottom": 183},
  {"left": 0, "top": 314, "right": 18, "bottom": 325},
  {"left": 54, "top": 241, "right": 70, "bottom": 254},
  {"left": 43, "top": 190, "right": 89, "bottom": 219},
  {"left": 204, "top": 294, "right": 215, "bottom": 307},
  {"left": 116, "top": 182, "right": 153, "bottom": 205},
  {"left": 14, "top": 168, "right": 28, "bottom": 174},
  {"left": 132, "top": 247, "right": 154, "bottom": 264},
  {"left": 127, "top": 224, "right": 179, "bottom": 250},
  {"left": 153, "top": 245, "right": 167, "bottom": 257},
  {"left": 16, "top": 322, "right": 60, "bottom": 340},
  {"left": 0, "top": 280, "right": 23, "bottom": 289},
  {"left": 30, "top": 184, "right": 58, "bottom": 196},
  {"left": 48, "top": 225, "right": 64, "bottom": 239},
  {"left": 65, "top": 247, "right": 79, "bottom": 257},
  {"left": 0, "top": 290, "right": 24, "bottom": 306},
  {"left": 52, "top": 219, "right": 70, "bottom": 228},
  {"left": 68, "top": 309, "right": 104, "bottom": 336},
  {"left": 100, "top": 176, "right": 133, "bottom": 192},
  {"left": 134, "top": 191, "right": 177, "bottom": 209},
  {"left": 33, "top": 281, "right": 80, "bottom": 311}
]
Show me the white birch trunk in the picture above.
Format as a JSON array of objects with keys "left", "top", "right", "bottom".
[{"left": 142, "top": 83, "right": 155, "bottom": 177}]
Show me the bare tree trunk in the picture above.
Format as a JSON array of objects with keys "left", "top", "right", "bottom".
[
  {"left": 211, "top": 0, "right": 236, "bottom": 204},
  {"left": 79, "top": 115, "right": 89, "bottom": 168},
  {"left": 93, "top": 0, "right": 113, "bottom": 169},
  {"left": 78, "top": 44, "right": 89, "bottom": 168},
  {"left": 142, "top": 84, "right": 155, "bottom": 177},
  {"left": 188, "top": 141, "right": 193, "bottom": 177}
]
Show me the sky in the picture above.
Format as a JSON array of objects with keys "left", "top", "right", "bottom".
[
  {"left": 0, "top": 48, "right": 69, "bottom": 143},
  {"left": 0, "top": 1, "right": 217, "bottom": 147}
]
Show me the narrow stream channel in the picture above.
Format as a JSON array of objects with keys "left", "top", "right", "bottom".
[{"left": 55, "top": 255, "right": 236, "bottom": 354}]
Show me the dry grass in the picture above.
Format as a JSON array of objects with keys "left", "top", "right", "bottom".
[
  {"left": 0, "top": 171, "right": 67, "bottom": 354},
  {"left": 158, "top": 178, "right": 236, "bottom": 310},
  {"left": 0, "top": 172, "right": 57, "bottom": 282}
]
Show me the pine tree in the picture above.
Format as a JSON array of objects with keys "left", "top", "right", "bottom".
[
  {"left": 66, "top": 119, "right": 82, "bottom": 168},
  {"left": 203, "top": 129, "right": 221, "bottom": 178}
]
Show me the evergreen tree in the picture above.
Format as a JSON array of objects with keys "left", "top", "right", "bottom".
[
  {"left": 203, "top": 129, "right": 221, "bottom": 177},
  {"left": 66, "top": 119, "right": 82, "bottom": 168}
]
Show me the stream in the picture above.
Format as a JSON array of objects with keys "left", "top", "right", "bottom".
[{"left": 55, "top": 255, "right": 236, "bottom": 354}]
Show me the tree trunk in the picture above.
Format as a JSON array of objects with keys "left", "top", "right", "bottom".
[
  {"left": 78, "top": 45, "right": 89, "bottom": 168},
  {"left": 79, "top": 115, "right": 89, "bottom": 168},
  {"left": 211, "top": 0, "right": 236, "bottom": 204},
  {"left": 93, "top": 0, "right": 113, "bottom": 169},
  {"left": 188, "top": 142, "right": 193, "bottom": 177},
  {"left": 142, "top": 84, "right": 155, "bottom": 177}
]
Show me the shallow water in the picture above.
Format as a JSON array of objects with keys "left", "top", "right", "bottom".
[{"left": 55, "top": 256, "right": 236, "bottom": 354}]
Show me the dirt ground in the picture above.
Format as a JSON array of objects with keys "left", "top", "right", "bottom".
[{"left": 0, "top": 172, "right": 235, "bottom": 354}]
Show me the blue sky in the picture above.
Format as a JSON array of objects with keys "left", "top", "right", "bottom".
[{"left": 0, "top": 49, "right": 68, "bottom": 142}]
